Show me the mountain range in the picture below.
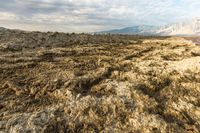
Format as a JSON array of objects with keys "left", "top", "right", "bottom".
[
  {"left": 100, "top": 19, "right": 200, "bottom": 36},
  {"left": 1, "top": 19, "right": 200, "bottom": 36}
]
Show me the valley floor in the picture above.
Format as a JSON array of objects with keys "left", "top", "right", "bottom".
[{"left": 0, "top": 31, "right": 200, "bottom": 132}]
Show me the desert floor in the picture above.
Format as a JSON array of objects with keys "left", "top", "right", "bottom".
[{"left": 0, "top": 30, "right": 200, "bottom": 132}]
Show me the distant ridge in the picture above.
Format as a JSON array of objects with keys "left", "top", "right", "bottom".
[
  {"left": 2, "top": 18, "right": 200, "bottom": 36},
  {"left": 99, "top": 25, "right": 157, "bottom": 35},
  {"left": 99, "top": 18, "right": 200, "bottom": 36},
  {"left": 0, "top": 27, "right": 8, "bottom": 31}
]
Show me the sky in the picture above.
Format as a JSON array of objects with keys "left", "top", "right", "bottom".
[{"left": 0, "top": 0, "right": 200, "bottom": 32}]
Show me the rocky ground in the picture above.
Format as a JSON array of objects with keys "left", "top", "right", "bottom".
[{"left": 0, "top": 30, "right": 200, "bottom": 133}]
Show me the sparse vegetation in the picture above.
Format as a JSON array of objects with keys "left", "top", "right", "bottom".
[{"left": 0, "top": 30, "right": 200, "bottom": 133}]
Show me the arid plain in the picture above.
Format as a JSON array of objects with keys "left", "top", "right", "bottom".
[{"left": 0, "top": 29, "right": 200, "bottom": 132}]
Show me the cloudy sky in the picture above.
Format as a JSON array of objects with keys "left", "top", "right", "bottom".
[{"left": 0, "top": 0, "right": 200, "bottom": 32}]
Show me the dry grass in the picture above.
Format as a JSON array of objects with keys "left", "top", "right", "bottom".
[{"left": 0, "top": 30, "right": 200, "bottom": 132}]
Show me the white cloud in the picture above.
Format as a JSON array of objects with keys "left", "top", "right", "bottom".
[
  {"left": 107, "top": 6, "right": 137, "bottom": 18},
  {"left": 16, "top": 0, "right": 105, "bottom": 6},
  {"left": 0, "top": 12, "right": 19, "bottom": 21},
  {"left": 0, "top": 0, "right": 200, "bottom": 32},
  {"left": 31, "top": 13, "right": 87, "bottom": 24},
  {"left": 73, "top": 8, "right": 96, "bottom": 14}
]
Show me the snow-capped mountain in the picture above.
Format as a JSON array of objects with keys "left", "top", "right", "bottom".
[
  {"left": 156, "top": 19, "right": 200, "bottom": 36},
  {"left": 100, "top": 25, "right": 157, "bottom": 35},
  {"left": 100, "top": 19, "right": 200, "bottom": 36}
]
